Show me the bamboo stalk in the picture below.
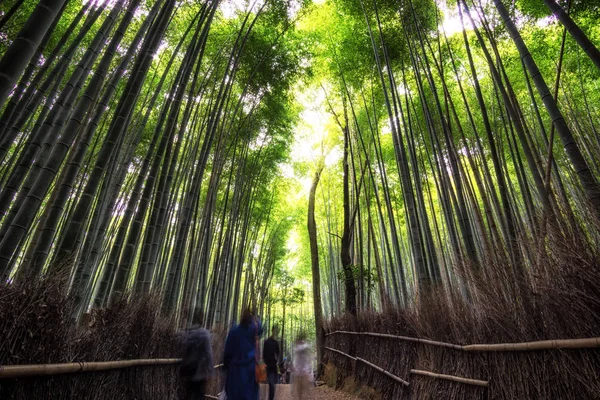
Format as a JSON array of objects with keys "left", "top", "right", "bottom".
[
  {"left": 326, "top": 331, "right": 600, "bottom": 352},
  {"left": 0, "top": 359, "right": 224, "bottom": 379},
  {"left": 410, "top": 369, "right": 488, "bottom": 387},
  {"left": 356, "top": 357, "right": 410, "bottom": 386}
]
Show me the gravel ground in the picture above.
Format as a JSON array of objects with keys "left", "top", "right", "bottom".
[{"left": 259, "top": 384, "right": 361, "bottom": 400}]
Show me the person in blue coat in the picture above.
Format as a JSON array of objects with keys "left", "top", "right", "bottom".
[{"left": 223, "top": 309, "right": 263, "bottom": 400}]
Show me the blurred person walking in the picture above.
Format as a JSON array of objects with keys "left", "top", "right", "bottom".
[
  {"left": 178, "top": 310, "right": 214, "bottom": 400},
  {"left": 291, "top": 332, "right": 312, "bottom": 400},
  {"left": 263, "top": 325, "right": 280, "bottom": 400},
  {"left": 223, "top": 309, "right": 263, "bottom": 400}
]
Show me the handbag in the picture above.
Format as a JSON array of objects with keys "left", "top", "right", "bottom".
[
  {"left": 254, "top": 321, "right": 267, "bottom": 383},
  {"left": 255, "top": 362, "right": 267, "bottom": 383}
]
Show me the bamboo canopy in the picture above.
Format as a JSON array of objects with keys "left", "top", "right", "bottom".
[{"left": 327, "top": 331, "right": 600, "bottom": 352}]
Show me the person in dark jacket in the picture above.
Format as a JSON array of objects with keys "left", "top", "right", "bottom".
[
  {"left": 262, "top": 325, "right": 280, "bottom": 400},
  {"left": 223, "top": 309, "right": 263, "bottom": 400},
  {"left": 179, "top": 310, "right": 214, "bottom": 400}
]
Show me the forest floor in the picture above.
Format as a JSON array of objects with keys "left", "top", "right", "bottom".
[{"left": 259, "top": 384, "right": 362, "bottom": 400}]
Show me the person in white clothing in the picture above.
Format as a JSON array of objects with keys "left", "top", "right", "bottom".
[{"left": 291, "top": 331, "right": 312, "bottom": 400}]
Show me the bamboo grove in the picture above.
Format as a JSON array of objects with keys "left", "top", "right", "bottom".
[
  {"left": 302, "top": 0, "right": 600, "bottom": 320},
  {"left": 1, "top": 0, "right": 600, "bottom": 350},
  {"left": 0, "top": 0, "right": 307, "bottom": 326}
]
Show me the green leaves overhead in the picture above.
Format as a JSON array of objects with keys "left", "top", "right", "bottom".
[
  {"left": 1, "top": 0, "right": 600, "bottom": 337},
  {"left": 516, "top": 0, "right": 600, "bottom": 19}
]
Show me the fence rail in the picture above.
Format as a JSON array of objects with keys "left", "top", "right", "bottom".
[
  {"left": 324, "top": 346, "right": 487, "bottom": 388},
  {"left": 0, "top": 358, "right": 181, "bottom": 379},
  {"left": 410, "top": 369, "right": 488, "bottom": 387},
  {"left": 0, "top": 359, "right": 224, "bottom": 379},
  {"left": 357, "top": 357, "right": 410, "bottom": 386},
  {"left": 326, "top": 330, "right": 600, "bottom": 352}
]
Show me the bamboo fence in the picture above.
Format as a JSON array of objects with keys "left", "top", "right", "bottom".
[
  {"left": 326, "top": 330, "right": 600, "bottom": 352},
  {"left": 325, "top": 346, "right": 486, "bottom": 388},
  {"left": 1, "top": 360, "right": 226, "bottom": 399}
]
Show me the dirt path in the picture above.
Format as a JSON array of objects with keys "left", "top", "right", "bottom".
[{"left": 259, "top": 384, "right": 361, "bottom": 400}]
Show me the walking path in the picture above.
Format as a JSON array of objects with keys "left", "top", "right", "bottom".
[{"left": 260, "top": 384, "right": 361, "bottom": 400}]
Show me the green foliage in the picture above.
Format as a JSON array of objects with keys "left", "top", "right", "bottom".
[
  {"left": 516, "top": 0, "right": 600, "bottom": 19},
  {"left": 2, "top": 0, "right": 600, "bottom": 348},
  {"left": 336, "top": 263, "right": 378, "bottom": 291}
]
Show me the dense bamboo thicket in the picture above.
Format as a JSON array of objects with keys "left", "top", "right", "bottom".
[
  {"left": 307, "top": 0, "right": 600, "bottom": 315},
  {"left": 0, "top": 0, "right": 305, "bottom": 328},
  {"left": 1, "top": 0, "right": 600, "bottom": 397},
  {"left": 300, "top": 0, "right": 600, "bottom": 397}
]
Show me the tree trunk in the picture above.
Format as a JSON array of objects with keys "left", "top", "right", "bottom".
[
  {"left": 493, "top": 0, "right": 600, "bottom": 215},
  {"left": 341, "top": 122, "right": 357, "bottom": 316},
  {"left": 307, "top": 165, "right": 325, "bottom": 377},
  {"left": 0, "top": 0, "right": 67, "bottom": 110}
]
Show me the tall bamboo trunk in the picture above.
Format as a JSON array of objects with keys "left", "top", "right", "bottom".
[
  {"left": 308, "top": 165, "right": 325, "bottom": 376},
  {"left": 0, "top": 0, "right": 68, "bottom": 109},
  {"left": 492, "top": 0, "right": 600, "bottom": 215}
]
